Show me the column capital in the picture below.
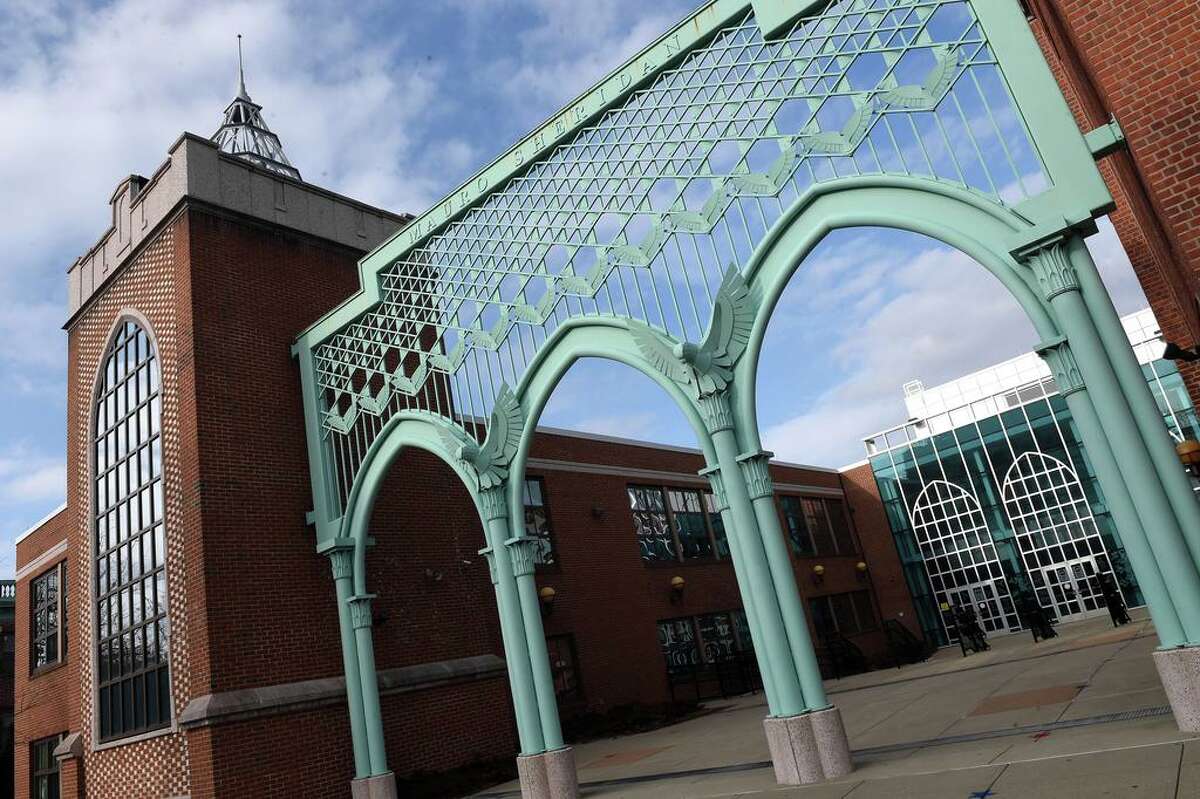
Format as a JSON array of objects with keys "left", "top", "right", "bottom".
[
  {"left": 697, "top": 390, "right": 735, "bottom": 434},
  {"left": 505, "top": 535, "right": 540, "bottom": 578},
  {"left": 477, "top": 545, "right": 500, "bottom": 585},
  {"left": 347, "top": 594, "right": 377, "bottom": 630},
  {"left": 1015, "top": 235, "right": 1079, "bottom": 302},
  {"left": 737, "top": 449, "right": 775, "bottom": 500},
  {"left": 698, "top": 464, "right": 730, "bottom": 512},
  {"left": 317, "top": 537, "right": 356, "bottom": 581},
  {"left": 1035, "top": 336, "right": 1087, "bottom": 396},
  {"left": 479, "top": 484, "right": 509, "bottom": 521}
]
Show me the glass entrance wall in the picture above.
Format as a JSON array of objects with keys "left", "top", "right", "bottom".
[{"left": 863, "top": 309, "right": 1193, "bottom": 646}]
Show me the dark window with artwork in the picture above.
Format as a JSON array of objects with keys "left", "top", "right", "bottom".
[
  {"left": 629, "top": 485, "right": 726, "bottom": 563},
  {"left": 809, "top": 590, "right": 878, "bottom": 637},
  {"left": 545, "top": 634, "right": 582, "bottom": 700},
  {"left": 31, "top": 734, "right": 62, "bottom": 799},
  {"left": 93, "top": 321, "right": 171, "bottom": 741},
  {"left": 779, "top": 496, "right": 858, "bottom": 557},
  {"left": 657, "top": 609, "right": 755, "bottom": 670},
  {"left": 522, "top": 477, "right": 556, "bottom": 567},
  {"left": 31, "top": 563, "right": 66, "bottom": 672}
]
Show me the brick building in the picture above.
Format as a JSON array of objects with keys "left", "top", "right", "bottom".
[
  {"left": 11, "top": 82, "right": 917, "bottom": 798},
  {"left": 13, "top": 2, "right": 1200, "bottom": 795},
  {"left": 1025, "top": 0, "right": 1200, "bottom": 405}
]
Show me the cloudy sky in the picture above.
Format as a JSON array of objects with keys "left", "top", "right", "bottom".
[{"left": 0, "top": 0, "right": 1148, "bottom": 576}]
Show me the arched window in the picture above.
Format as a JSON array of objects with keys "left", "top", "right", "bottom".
[
  {"left": 910, "top": 480, "right": 1016, "bottom": 635},
  {"left": 1002, "top": 452, "right": 1118, "bottom": 620},
  {"left": 93, "top": 320, "right": 171, "bottom": 741}
]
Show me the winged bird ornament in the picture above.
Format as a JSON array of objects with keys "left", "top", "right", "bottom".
[
  {"left": 629, "top": 266, "right": 757, "bottom": 399},
  {"left": 437, "top": 384, "right": 525, "bottom": 489}
]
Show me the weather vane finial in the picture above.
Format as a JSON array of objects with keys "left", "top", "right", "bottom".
[{"left": 237, "top": 34, "right": 248, "bottom": 99}]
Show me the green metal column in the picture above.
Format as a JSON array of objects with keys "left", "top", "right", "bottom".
[
  {"left": 1021, "top": 235, "right": 1200, "bottom": 643},
  {"left": 700, "top": 391, "right": 806, "bottom": 716},
  {"left": 1068, "top": 235, "right": 1200, "bottom": 562},
  {"left": 320, "top": 540, "right": 370, "bottom": 778},
  {"left": 348, "top": 594, "right": 390, "bottom": 775},
  {"left": 480, "top": 487, "right": 547, "bottom": 755},
  {"left": 507, "top": 531, "right": 566, "bottom": 750},
  {"left": 1037, "top": 343, "right": 1186, "bottom": 646},
  {"left": 700, "top": 462, "right": 782, "bottom": 711},
  {"left": 737, "top": 449, "right": 829, "bottom": 710}
]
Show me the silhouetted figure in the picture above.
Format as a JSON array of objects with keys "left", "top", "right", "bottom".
[
  {"left": 1098, "top": 574, "right": 1131, "bottom": 627},
  {"left": 954, "top": 604, "right": 989, "bottom": 655},
  {"left": 1015, "top": 591, "right": 1057, "bottom": 642}
]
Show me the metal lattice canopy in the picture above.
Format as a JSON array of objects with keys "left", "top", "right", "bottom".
[{"left": 293, "top": 0, "right": 1112, "bottom": 527}]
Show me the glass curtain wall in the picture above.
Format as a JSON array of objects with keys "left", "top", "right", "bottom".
[{"left": 865, "top": 363, "right": 1179, "bottom": 645}]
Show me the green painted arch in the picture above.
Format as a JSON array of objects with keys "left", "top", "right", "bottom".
[
  {"left": 732, "top": 175, "right": 1064, "bottom": 451},
  {"left": 338, "top": 412, "right": 484, "bottom": 595},
  {"left": 507, "top": 317, "right": 717, "bottom": 520}
]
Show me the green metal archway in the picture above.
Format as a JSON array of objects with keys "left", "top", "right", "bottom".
[{"left": 291, "top": 3, "right": 1200, "bottom": 796}]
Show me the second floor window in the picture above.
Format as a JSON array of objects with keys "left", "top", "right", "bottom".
[
  {"left": 31, "top": 563, "right": 66, "bottom": 672},
  {"left": 629, "top": 484, "right": 726, "bottom": 563},
  {"left": 522, "top": 477, "right": 556, "bottom": 567},
  {"left": 780, "top": 496, "right": 858, "bottom": 557}
]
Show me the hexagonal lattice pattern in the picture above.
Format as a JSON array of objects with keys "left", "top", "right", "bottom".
[{"left": 310, "top": 0, "right": 1048, "bottom": 509}]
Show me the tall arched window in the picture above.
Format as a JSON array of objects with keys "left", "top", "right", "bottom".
[
  {"left": 1001, "top": 452, "right": 1118, "bottom": 620},
  {"left": 93, "top": 320, "right": 171, "bottom": 741},
  {"left": 910, "top": 480, "right": 1017, "bottom": 636}
]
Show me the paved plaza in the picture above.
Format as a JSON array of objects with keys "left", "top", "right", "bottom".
[{"left": 478, "top": 611, "right": 1200, "bottom": 798}]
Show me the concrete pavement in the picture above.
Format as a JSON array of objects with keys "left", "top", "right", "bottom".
[{"left": 476, "top": 610, "right": 1198, "bottom": 797}]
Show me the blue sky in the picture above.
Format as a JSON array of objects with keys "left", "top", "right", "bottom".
[{"left": 0, "top": 0, "right": 1148, "bottom": 576}]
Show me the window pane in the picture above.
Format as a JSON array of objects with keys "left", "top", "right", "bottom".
[
  {"left": 93, "top": 321, "right": 171, "bottom": 741},
  {"left": 825, "top": 499, "right": 858, "bottom": 554},
  {"left": 522, "top": 478, "right": 556, "bottom": 566},
  {"left": 780, "top": 496, "right": 814, "bottom": 555},
  {"left": 669, "top": 489, "right": 712, "bottom": 560},
  {"left": 630, "top": 486, "right": 674, "bottom": 561},
  {"left": 656, "top": 618, "right": 699, "bottom": 671}
]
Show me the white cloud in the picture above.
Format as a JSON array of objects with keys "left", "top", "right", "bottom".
[
  {"left": 759, "top": 218, "right": 1148, "bottom": 468},
  {"left": 0, "top": 445, "right": 65, "bottom": 503}
]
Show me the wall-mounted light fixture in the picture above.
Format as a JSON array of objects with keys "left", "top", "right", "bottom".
[
  {"left": 856, "top": 561, "right": 869, "bottom": 581},
  {"left": 1178, "top": 439, "right": 1200, "bottom": 478},
  {"left": 1163, "top": 342, "right": 1200, "bottom": 362},
  {"left": 538, "top": 586, "right": 557, "bottom": 616},
  {"left": 591, "top": 504, "right": 607, "bottom": 521},
  {"left": 670, "top": 575, "right": 686, "bottom": 604},
  {"left": 811, "top": 564, "right": 825, "bottom": 585}
]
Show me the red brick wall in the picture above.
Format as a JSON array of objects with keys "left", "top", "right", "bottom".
[
  {"left": 1028, "top": 0, "right": 1200, "bottom": 402},
  {"left": 64, "top": 215, "right": 194, "bottom": 798},
  {"left": 14, "top": 509, "right": 75, "bottom": 799},
  {"left": 839, "top": 464, "right": 922, "bottom": 640}
]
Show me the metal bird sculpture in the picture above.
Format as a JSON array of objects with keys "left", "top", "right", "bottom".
[
  {"left": 438, "top": 384, "right": 525, "bottom": 489},
  {"left": 629, "top": 265, "right": 756, "bottom": 399}
]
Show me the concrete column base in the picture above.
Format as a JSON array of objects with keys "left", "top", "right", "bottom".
[
  {"left": 763, "top": 714, "right": 824, "bottom": 785},
  {"left": 1154, "top": 646, "right": 1200, "bottom": 732},
  {"left": 350, "top": 772, "right": 398, "bottom": 799},
  {"left": 811, "top": 705, "right": 853, "bottom": 779},
  {"left": 517, "top": 747, "right": 578, "bottom": 799}
]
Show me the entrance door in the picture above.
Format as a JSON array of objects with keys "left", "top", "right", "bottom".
[
  {"left": 1040, "top": 557, "right": 1107, "bottom": 623},
  {"left": 945, "top": 579, "right": 1014, "bottom": 637}
]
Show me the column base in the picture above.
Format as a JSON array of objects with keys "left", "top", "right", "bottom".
[
  {"left": 517, "top": 747, "right": 578, "bottom": 799},
  {"left": 350, "top": 772, "right": 398, "bottom": 799},
  {"left": 1154, "top": 646, "right": 1200, "bottom": 732},
  {"left": 763, "top": 714, "right": 824, "bottom": 785},
  {"left": 811, "top": 705, "right": 853, "bottom": 779}
]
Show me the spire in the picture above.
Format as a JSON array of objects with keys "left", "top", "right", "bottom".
[
  {"left": 211, "top": 35, "right": 301, "bottom": 181},
  {"left": 237, "top": 34, "right": 249, "bottom": 100}
]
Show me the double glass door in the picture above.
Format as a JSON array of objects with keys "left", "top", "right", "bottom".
[
  {"left": 1039, "top": 557, "right": 1107, "bottom": 623},
  {"left": 945, "top": 579, "right": 1014, "bottom": 636}
]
